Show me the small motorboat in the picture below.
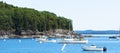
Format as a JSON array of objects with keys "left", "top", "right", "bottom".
[
  {"left": 116, "top": 37, "right": 120, "bottom": 40},
  {"left": 82, "top": 45, "right": 107, "bottom": 51},
  {"left": 36, "top": 36, "right": 56, "bottom": 42},
  {"left": 109, "top": 36, "right": 116, "bottom": 39},
  {"left": 36, "top": 36, "right": 48, "bottom": 42}
]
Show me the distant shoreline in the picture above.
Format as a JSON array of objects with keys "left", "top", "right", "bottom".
[{"left": 75, "top": 30, "right": 119, "bottom": 34}]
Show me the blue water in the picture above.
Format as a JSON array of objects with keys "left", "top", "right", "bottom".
[{"left": 0, "top": 34, "right": 120, "bottom": 53}]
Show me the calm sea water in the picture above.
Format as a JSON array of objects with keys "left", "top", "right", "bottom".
[{"left": 0, "top": 34, "right": 120, "bottom": 53}]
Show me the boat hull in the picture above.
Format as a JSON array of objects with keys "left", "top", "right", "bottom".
[
  {"left": 82, "top": 46, "right": 104, "bottom": 51},
  {"left": 57, "top": 40, "right": 88, "bottom": 44},
  {"left": 37, "top": 39, "right": 56, "bottom": 42}
]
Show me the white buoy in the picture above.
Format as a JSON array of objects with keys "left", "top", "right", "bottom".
[
  {"left": 19, "top": 40, "right": 21, "bottom": 43},
  {"left": 61, "top": 44, "right": 66, "bottom": 51},
  {"left": 40, "top": 41, "right": 42, "bottom": 43}
]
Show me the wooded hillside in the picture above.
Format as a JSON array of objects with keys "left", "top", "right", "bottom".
[{"left": 0, "top": 1, "right": 73, "bottom": 35}]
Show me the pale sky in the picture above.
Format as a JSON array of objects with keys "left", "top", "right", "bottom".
[{"left": 1, "top": 0, "right": 120, "bottom": 30}]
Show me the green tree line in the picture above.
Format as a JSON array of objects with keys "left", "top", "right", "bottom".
[{"left": 0, "top": 1, "right": 73, "bottom": 35}]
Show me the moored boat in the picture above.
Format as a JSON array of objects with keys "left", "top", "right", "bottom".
[
  {"left": 57, "top": 38, "right": 88, "bottom": 44},
  {"left": 82, "top": 45, "right": 107, "bottom": 51},
  {"left": 36, "top": 36, "right": 56, "bottom": 42},
  {"left": 116, "top": 36, "right": 120, "bottom": 40},
  {"left": 36, "top": 36, "right": 48, "bottom": 42}
]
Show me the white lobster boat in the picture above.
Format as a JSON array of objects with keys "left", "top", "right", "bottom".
[
  {"left": 57, "top": 38, "right": 88, "bottom": 44},
  {"left": 82, "top": 45, "right": 106, "bottom": 51}
]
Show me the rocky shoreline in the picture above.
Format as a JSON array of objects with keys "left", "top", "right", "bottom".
[{"left": 0, "top": 30, "right": 81, "bottom": 39}]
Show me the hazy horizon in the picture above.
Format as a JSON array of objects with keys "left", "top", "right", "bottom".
[
  {"left": 73, "top": 29, "right": 120, "bottom": 31},
  {"left": 1, "top": 0, "right": 120, "bottom": 30}
]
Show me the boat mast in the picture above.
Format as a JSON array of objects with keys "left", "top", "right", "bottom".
[
  {"left": 44, "top": 15, "right": 47, "bottom": 36},
  {"left": 69, "top": 20, "right": 70, "bottom": 33},
  {"left": 68, "top": 20, "right": 72, "bottom": 38}
]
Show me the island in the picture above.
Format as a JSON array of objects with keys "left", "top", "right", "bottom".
[{"left": 0, "top": 1, "right": 74, "bottom": 38}]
